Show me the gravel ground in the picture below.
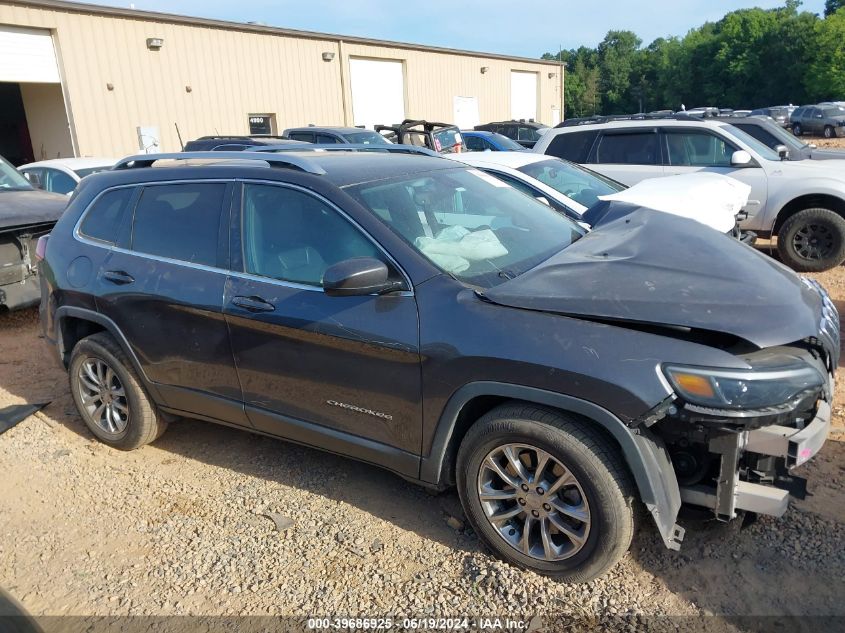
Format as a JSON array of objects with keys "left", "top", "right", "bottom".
[{"left": 1, "top": 245, "right": 844, "bottom": 630}]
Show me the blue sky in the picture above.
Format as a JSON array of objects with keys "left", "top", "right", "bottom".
[{"left": 79, "top": 0, "right": 827, "bottom": 58}]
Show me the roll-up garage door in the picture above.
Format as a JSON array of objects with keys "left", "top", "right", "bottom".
[
  {"left": 350, "top": 58, "right": 405, "bottom": 129},
  {"left": 510, "top": 71, "right": 538, "bottom": 121},
  {"left": 0, "top": 26, "right": 60, "bottom": 83}
]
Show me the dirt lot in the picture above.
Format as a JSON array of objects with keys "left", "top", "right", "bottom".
[{"left": 2, "top": 215, "right": 845, "bottom": 630}]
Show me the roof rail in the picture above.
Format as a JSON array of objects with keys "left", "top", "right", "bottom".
[
  {"left": 556, "top": 112, "right": 704, "bottom": 128},
  {"left": 248, "top": 143, "right": 440, "bottom": 157},
  {"left": 111, "top": 151, "right": 327, "bottom": 175}
]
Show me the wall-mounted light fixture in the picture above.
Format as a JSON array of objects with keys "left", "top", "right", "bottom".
[
  {"left": 146, "top": 37, "right": 164, "bottom": 50},
  {"left": 322, "top": 51, "right": 335, "bottom": 62},
  {"left": 480, "top": 66, "right": 489, "bottom": 74},
  {"left": 548, "top": 72, "right": 557, "bottom": 79},
  {"left": 106, "top": 83, "right": 114, "bottom": 91},
  {"left": 185, "top": 85, "right": 193, "bottom": 93}
]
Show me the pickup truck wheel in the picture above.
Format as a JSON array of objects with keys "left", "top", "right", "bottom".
[
  {"left": 823, "top": 125, "right": 834, "bottom": 139},
  {"left": 456, "top": 404, "right": 635, "bottom": 583},
  {"left": 69, "top": 332, "right": 167, "bottom": 450},
  {"left": 793, "top": 123, "right": 803, "bottom": 136},
  {"left": 777, "top": 208, "right": 845, "bottom": 272}
]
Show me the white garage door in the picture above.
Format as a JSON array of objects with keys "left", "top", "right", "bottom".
[
  {"left": 350, "top": 58, "right": 405, "bottom": 129},
  {"left": 510, "top": 71, "right": 538, "bottom": 121},
  {"left": 0, "top": 26, "right": 60, "bottom": 83}
]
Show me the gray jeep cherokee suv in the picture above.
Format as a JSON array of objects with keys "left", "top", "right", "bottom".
[{"left": 39, "top": 149, "right": 838, "bottom": 582}]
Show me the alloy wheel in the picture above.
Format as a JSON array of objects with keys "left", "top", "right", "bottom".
[
  {"left": 77, "top": 357, "right": 129, "bottom": 434},
  {"left": 792, "top": 223, "right": 835, "bottom": 261},
  {"left": 477, "top": 443, "right": 590, "bottom": 561}
]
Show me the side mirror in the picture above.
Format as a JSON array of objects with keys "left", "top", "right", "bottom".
[
  {"left": 775, "top": 144, "right": 789, "bottom": 160},
  {"left": 323, "top": 257, "right": 403, "bottom": 297},
  {"left": 730, "top": 150, "right": 753, "bottom": 167},
  {"left": 24, "top": 172, "right": 43, "bottom": 189}
]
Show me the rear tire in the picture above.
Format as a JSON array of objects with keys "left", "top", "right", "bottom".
[
  {"left": 456, "top": 404, "right": 636, "bottom": 583},
  {"left": 777, "top": 207, "right": 845, "bottom": 272},
  {"left": 793, "top": 123, "right": 803, "bottom": 136},
  {"left": 69, "top": 332, "right": 167, "bottom": 449}
]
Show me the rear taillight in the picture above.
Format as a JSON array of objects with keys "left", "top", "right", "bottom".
[{"left": 35, "top": 234, "right": 49, "bottom": 262}]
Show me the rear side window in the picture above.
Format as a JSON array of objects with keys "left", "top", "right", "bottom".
[
  {"left": 131, "top": 183, "right": 226, "bottom": 266},
  {"left": 594, "top": 132, "right": 659, "bottom": 165},
  {"left": 79, "top": 187, "right": 135, "bottom": 244},
  {"left": 315, "top": 134, "right": 341, "bottom": 144},
  {"left": 544, "top": 130, "right": 598, "bottom": 163},
  {"left": 288, "top": 132, "right": 314, "bottom": 143}
]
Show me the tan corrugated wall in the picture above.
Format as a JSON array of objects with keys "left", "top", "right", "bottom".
[{"left": 0, "top": 2, "right": 562, "bottom": 157}]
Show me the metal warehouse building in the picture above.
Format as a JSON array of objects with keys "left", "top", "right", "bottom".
[{"left": 0, "top": 0, "right": 563, "bottom": 164}]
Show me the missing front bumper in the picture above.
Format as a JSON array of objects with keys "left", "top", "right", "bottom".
[{"left": 679, "top": 396, "right": 831, "bottom": 520}]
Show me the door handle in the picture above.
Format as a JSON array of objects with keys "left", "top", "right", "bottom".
[
  {"left": 231, "top": 295, "right": 275, "bottom": 313},
  {"left": 102, "top": 270, "right": 135, "bottom": 285}
]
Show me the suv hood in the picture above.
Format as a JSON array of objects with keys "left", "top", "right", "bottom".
[
  {"left": 0, "top": 189, "right": 67, "bottom": 229},
  {"left": 485, "top": 208, "right": 821, "bottom": 349}
]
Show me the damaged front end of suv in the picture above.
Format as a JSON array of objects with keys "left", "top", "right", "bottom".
[
  {"left": 483, "top": 207, "right": 839, "bottom": 551},
  {"left": 655, "top": 304, "right": 836, "bottom": 526}
]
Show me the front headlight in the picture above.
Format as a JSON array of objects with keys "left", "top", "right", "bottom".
[{"left": 663, "top": 362, "right": 824, "bottom": 410}]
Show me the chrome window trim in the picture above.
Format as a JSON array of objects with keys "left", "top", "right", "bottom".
[
  {"left": 238, "top": 179, "right": 415, "bottom": 296},
  {"left": 71, "top": 178, "right": 414, "bottom": 297}
]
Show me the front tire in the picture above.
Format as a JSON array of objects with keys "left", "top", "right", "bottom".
[
  {"left": 777, "top": 207, "right": 845, "bottom": 272},
  {"left": 456, "top": 404, "right": 636, "bottom": 583},
  {"left": 69, "top": 332, "right": 167, "bottom": 449}
]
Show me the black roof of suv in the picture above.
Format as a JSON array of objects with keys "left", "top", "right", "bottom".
[{"left": 39, "top": 148, "right": 837, "bottom": 583}]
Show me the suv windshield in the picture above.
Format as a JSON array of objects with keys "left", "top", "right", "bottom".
[
  {"left": 346, "top": 167, "right": 585, "bottom": 288},
  {"left": 517, "top": 159, "right": 624, "bottom": 208},
  {"left": 722, "top": 126, "right": 780, "bottom": 161},
  {"left": 0, "top": 157, "right": 32, "bottom": 191},
  {"left": 343, "top": 131, "right": 392, "bottom": 145}
]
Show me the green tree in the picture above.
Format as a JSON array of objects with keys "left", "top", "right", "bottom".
[
  {"left": 806, "top": 7, "right": 845, "bottom": 99},
  {"left": 825, "top": 0, "right": 845, "bottom": 16},
  {"left": 596, "top": 30, "right": 642, "bottom": 113}
]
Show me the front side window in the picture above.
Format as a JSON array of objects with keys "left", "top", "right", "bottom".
[
  {"left": 44, "top": 168, "right": 76, "bottom": 195},
  {"left": 242, "top": 184, "right": 385, "bottom": 287},
  {"left": 79, "top": 187, "right": 135, "bottom": 243},
  {"left": 664, "top": 130, "right": 737, "bottom": 167},
  {"left": 464, "top": 135, "right": 487, "bottom": 152},
  {"left": 346, "top": 167, "right": 585, "bottom": 289},
  {"left": 517, "top": 158, "right": 623, "bottom": 208},
  {"left": 594, "top": 132, "right": 659, "bottom": 165},
  {"left": 343, "top": 131, "right": 391, "bottom": 145},
  {"left": 131, "top": 183, "right": 226, "bottom": 266}
]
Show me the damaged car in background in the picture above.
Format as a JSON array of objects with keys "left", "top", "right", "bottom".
[
  {"left": 0, "top": 155, "right": 67, "bottom": 311},
  {"left": 446, "top": 152, "right": 756, "bottom": 242},
  {"left": 40, "top": 150, "right": 837, "bottom": 582}
]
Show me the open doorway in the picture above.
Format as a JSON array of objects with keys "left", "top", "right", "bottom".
[
  {"left": 0, "top": 83, "right": 34, "bottom": 166},
  {"left": 0, "top": 25, "right": 74, "bottom": 165}
]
